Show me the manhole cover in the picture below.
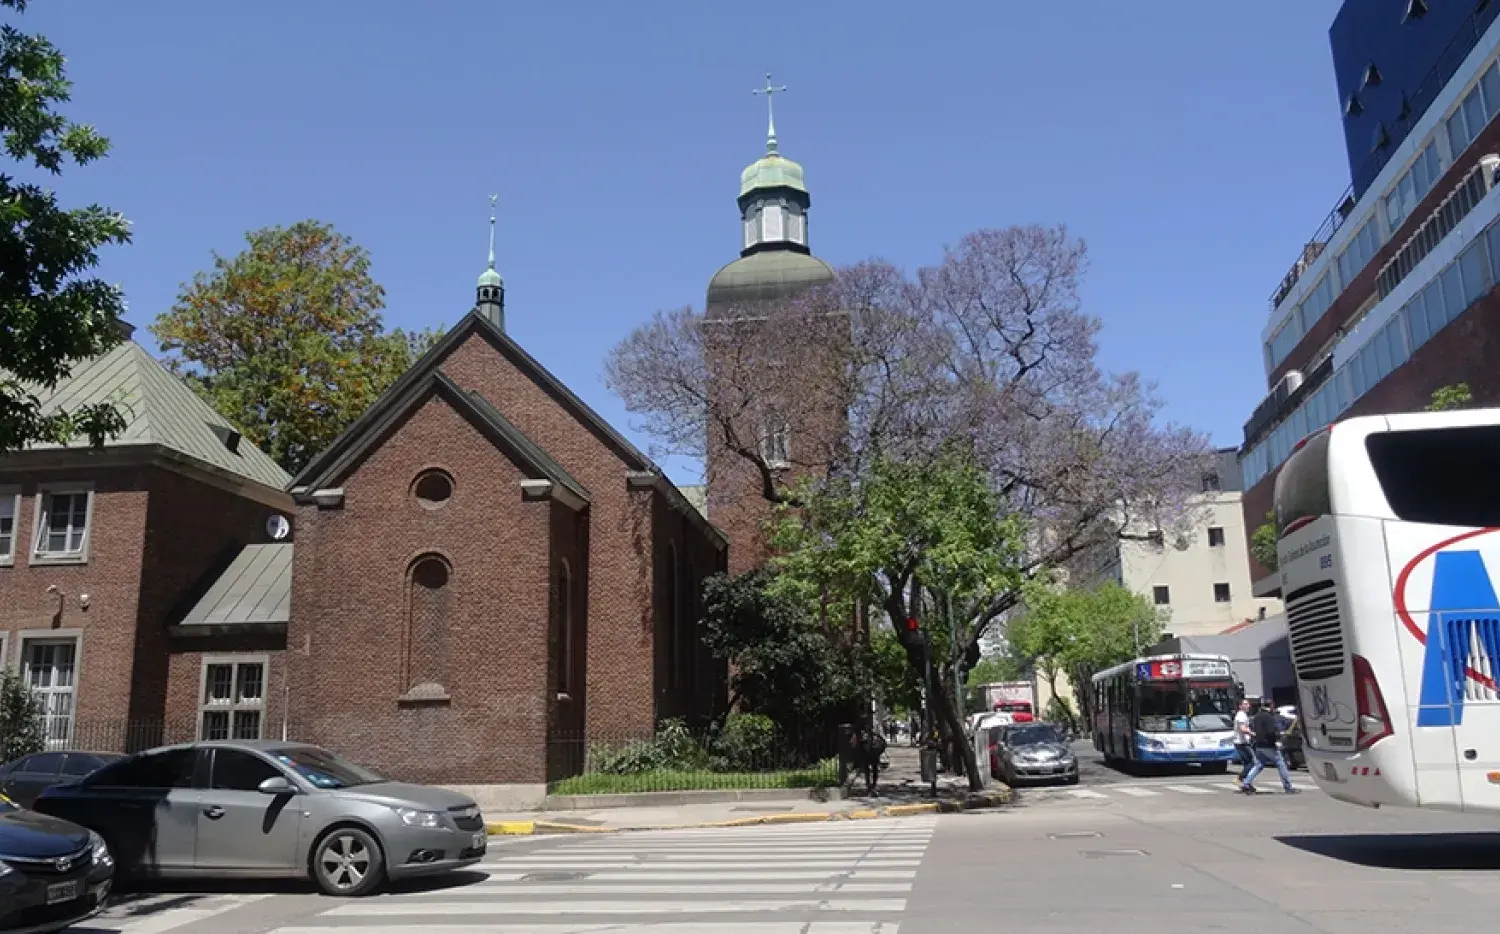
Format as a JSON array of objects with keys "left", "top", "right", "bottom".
[
  {"left": 1080, "top": 849, "right": 1147, "bottom": 858},
  {"left": 1048, "top": 831, "right": 1102, "bottom": 839},
  {"left": 520, "top": 871, "right": 593, "bottom": 882}
]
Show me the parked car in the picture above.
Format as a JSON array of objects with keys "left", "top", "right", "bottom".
[
  {"left": 33, "top": 740, "right": 486, "bottom": 896},
  {"left": 0, "top": 793, "right": 113, "bottom": 933},
  {"left": 991, "top": 722, "right": 1079, "bottom": 785},
  {"left": 0, "top": 752, "right": 124, "bottom": 809}
]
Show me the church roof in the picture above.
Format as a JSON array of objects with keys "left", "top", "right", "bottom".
[
  {"left": 12, "top": 339, "right": 291, "bottom": 491},
  {"left": 706, "top": 250, "right": 836, "bottom": 314},
  {"left": 740, "top": 152, "right": 807, "bottom": 198},
  {"left": 293, "top": 367, "right": 589, "bottom": 505},
  {"left": 290, "top": 311, "right": 724, "bottom": 547},
  {"left": 176, "top": 543, "right": 293, "bottom": 631}
]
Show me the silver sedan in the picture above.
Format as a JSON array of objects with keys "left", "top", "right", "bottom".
[{"left": 33, "top": 740, "right": 487, "bottom": 896}]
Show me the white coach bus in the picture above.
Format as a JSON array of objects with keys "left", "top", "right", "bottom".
[{"left": 1276, "top": 410, "right": 1500, "bottom": 813}]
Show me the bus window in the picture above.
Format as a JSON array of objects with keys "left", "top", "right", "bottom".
[
  {"left": 1365, "top": 425, "right": 1500, "bottom": 527},
  {"left": 1275, "top": 429, "right": 1331, "bottom": 536}
]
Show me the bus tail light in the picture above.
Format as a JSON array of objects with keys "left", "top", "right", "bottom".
[{"left": 1352, "top": 654, "right": 1393, "bottom": 750}]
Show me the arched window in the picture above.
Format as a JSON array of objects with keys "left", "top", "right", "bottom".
[
  {"left": 557, "top": 560, "right": 573, "bottom": 696},
  {"left": 406, "top": 554, "right": 451, "bottom": 692}
]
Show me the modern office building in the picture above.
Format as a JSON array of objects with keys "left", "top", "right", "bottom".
[{"left": 1241, "top": 0, "right": 1500, "bottom": 594}]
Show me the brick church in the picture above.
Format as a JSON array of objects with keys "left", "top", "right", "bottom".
[{"left": 0, "top": 98, "right": 836, "bottom": 800}]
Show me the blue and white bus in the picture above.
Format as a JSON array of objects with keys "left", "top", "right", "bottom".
[{"left": 1091, "top": 653, "right": 1240, "bottom": 770}]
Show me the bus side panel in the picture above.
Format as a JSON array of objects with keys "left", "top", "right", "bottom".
[
  {"left": 1386, "top": 522, "right": 1500, "bottom": 812},
  {"left": 1383, "top": 520, "right": 1469, "bottom": 810}
]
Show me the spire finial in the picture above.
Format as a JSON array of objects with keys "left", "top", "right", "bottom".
[
  {"left": 752, "top": 72, "right": 787, "bottom": 154},
  {"left": 486, "top": 193, "right": 498, "bottom": 270}
]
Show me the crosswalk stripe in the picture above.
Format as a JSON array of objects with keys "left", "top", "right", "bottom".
[
  {"left": 1112, "top": 787, "right": 1160, "bottom": 797},
  {"left": 323, "top": 899, "right": 908, "bottom": 916},
  {"left": 1067, "top": 788, "right": 1107, "bottom": 799},
  {"left": 479, "top": 870, "right": 916, "bottom": 882},
  {"left": 272, "top": 925, "right": 889, "bottom": 934},
  {"left": 397, "top": 883, "right": 911, "bottom": 896},
  {"left": 485, "top": 861, "right": 922, "bottom": 870},
  {"left": 503, "top": 853, "right": 922, "bottom": 862},
  {"left": 1164, "top": 784, "right": 1216, "bottom": 794}
]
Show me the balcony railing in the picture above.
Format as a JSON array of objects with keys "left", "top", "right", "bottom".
[{"left": 1268, "top": 0, "right": 1500, "bottom": 311}]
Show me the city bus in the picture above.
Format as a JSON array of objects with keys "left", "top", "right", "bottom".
[
  {"left": 1276, "top": 411, "right": 1500, "bottom": 814},
  {"left": 1090, "top": 653, "right": 1240, "bottom": 769}
]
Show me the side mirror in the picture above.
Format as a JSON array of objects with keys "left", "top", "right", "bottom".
[{"left": 257, "top": 776, "right": 296, "bottom": 796}]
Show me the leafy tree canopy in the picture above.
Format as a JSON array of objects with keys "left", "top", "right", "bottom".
[
  {"left": 152, "top": 220, "right": 440, "bottom": 474},
  {"left": 0, "top": 0, "right": 131, "bottom": 453},
  {"left": 1251, "top": 510, "right": 1279, "bottom": 572},
  {"left": 1009, "top": 582, "right": 1161, "bottom": 718},
  {"left": 1427, "top": 382, "right": 1473, "bottom": 412}
]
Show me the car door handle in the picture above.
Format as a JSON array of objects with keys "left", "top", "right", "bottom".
[{"left": 203, "top": 806, "right": 224, "bottom": 820}]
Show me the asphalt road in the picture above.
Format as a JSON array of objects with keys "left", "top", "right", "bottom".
[{"left": 70, "top": 752, "right": 1500, "bottom": 933}]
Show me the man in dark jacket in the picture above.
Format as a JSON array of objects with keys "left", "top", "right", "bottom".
[
  {"left": 849, "top": 728, "right": 886, "bottom": 796},
  {"left": 1239, "top": 699, "right": 1298, "bottom": 794}
]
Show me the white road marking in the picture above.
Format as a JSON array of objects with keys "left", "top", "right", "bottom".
[
  {"left": 1164, "top": 784, "right": 1216, "bottom": 794},
  {"left": 1112, "top": 787, "right": 1161, "bottom": 797},
  {"left": 322, "top": 899, "right": 908, "bottom": 916},
  {"left": 1067, "top": 788, "right": 1108, "bottom": 799}
]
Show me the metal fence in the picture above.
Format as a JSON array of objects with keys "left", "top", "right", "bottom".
[
  {"left": 545, "top": 720, "right": 840, "bottom": 795},
  {"left": 0, "top": 719, "right": 236, "bottom": 758}
]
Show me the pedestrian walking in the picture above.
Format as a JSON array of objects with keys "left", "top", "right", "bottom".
[
  {"left": 1239, "top": 698, "right": 1299, "bottom": 794},
  {"left": 848, "top": 727, "right": 886, "bottom": 796},
  {"left": 1232, "top": 698, "right": 1255, "bottom": 783}
]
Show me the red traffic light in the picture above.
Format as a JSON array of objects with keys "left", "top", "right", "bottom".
[{"left": 905, "top": 617, "right": 920, "bottom": 632}]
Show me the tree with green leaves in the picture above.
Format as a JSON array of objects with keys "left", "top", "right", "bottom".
[
  {"left": 152, "top": 221, "right": 441, "bottom": 474},
  {"left": 0, "top": 0, "right": 131, "bottom": 453},
  {"left": 0, "top": 668, "right": 43, "bottom": 764},
  {"left": 699, "top": 569, "right": 870, "bottom": 757},
  {"left": 770, "top": 450, "right": 1028, "bottom": 790},
  {"left": 961, "top": 654, "right": 1028, "bottom": 715},
  {"left": 1251, "top": 510, "right": 1278, "bottom": 572},
  {"left": 1427, "top": 382, "right": 1473, "bottom": 412},
  {"left": 1008, "top": 583, "right": 1161, "bottom": 725}
]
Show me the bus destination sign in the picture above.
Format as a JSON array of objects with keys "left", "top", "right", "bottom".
[{"left": 1136, "top": 658, "right": 1231, "bottom": 681}]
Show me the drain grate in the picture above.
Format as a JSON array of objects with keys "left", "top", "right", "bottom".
[
  {"left": 1079, "top": 849, "right": 1147, "bottom": 858},
  {"left": 520, "top": 871, "right": 594, "bottom": 882},
  {"left": 1048, "top": 831, "right": 1102, "bottom": 839}
]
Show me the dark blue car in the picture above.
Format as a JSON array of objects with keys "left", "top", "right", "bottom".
[{"left": 0, "top": 794, "right": 113, "bottom": 933}]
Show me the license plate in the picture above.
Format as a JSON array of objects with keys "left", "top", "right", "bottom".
[
  {"left": 472, "top": 831, "right": 487, "bottom": 850},
  {"left": 46, "top": 880, "right": 80, "bottom": 904}
]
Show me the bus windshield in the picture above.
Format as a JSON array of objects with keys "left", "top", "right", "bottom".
[
  {"left": 1136, "top": 680, "right": 1236, "bottom": 732},
  {"left": 1275, "top": 428, "right": 1330, "bottom": 536}
]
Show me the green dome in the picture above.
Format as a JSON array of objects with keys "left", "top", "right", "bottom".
[
  {"left": 706, "top": 250, "right": 834, "bottom": 315},
  {"left": 740, "top": 153, "right": 807, "bottom": 198},
  {"left": 477, "top": 266, "right": 503, "bottom": 288}
]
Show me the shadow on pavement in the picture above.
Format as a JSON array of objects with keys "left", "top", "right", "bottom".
[
  {"left": 109, "top": 867, "right": 489, "bottom": 899},
  {"left": 1276, "top": 832, "right": 1500, "bottom": 870}
]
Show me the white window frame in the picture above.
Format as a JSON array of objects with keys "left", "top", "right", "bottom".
[
  {"left": 31, "top": 486, "right": 94, "bottom": 565},
  {"left": 20, "top": 634, "right": 81, "bottom": 750},
  {"left": 197, "top": 655, "right": 268, "bottom": 741},
  {"left": 0, "top": 486, "right": 19, "bottom": 566},
  {"left": 760, "top": 414, "right": 791, "bottom": 469}
]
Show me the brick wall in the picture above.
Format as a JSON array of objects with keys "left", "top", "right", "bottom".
[
  {"left": 288, "top": 394, "right": 556, "bottom": 784},
  {"left": 138, "top": 466, "right": 290, "bottom": 724},
  {"left": 0, "top": 464, "right": 149, "bottom": 729},
  {"left": 650, "top": 493, "right": 727, "bottom": 727},
  {"left": 440, "top": 332, "right": 662, "bottom": 739}
]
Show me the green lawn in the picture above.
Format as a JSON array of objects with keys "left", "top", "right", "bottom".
[{"left": 549, "top": 761, "right": 838, "bottom": 796}]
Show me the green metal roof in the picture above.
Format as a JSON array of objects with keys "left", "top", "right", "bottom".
[
  {"left": 22, "top": 341, "right": 291, "bottom": 490},
  {"left": 740, "top": 153, "right": 807, "bottom": 197},
  {"left": 706, "top": 249, "right": 836, "bottom": 313},
  {"left": 179, "top": 543, "right": 292, "bottom": 626},
  {"left": 679, "top": 484, "right": 707, "bottom": 519},
  {"left": 477, "top": 266, "right": 503, "bottom": 288}
]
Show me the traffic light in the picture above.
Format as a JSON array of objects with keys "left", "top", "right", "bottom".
[{"left": 899, "top": 616, "right": 926, "bottom": 649}]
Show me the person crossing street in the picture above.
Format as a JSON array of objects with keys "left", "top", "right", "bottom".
[{"left": 1240, "top": 698, "right": 1299, "bottom": 794}]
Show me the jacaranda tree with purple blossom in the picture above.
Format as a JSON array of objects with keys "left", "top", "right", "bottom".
[{"left": 607, "top": 224, "right": 1213, "bottom": 790}]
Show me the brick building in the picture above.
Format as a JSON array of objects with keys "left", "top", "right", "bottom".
[
  {"left": 0, "top": 328, "right": 295, "bottom": 752},
  {"left": 1240, "top": 2, "right": 1500, "bottom": 593},
  {"left": 281, "top": 246, "right": 726, "bottom": 792}
]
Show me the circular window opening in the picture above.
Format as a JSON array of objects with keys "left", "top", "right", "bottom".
[
  {"left": 412, "top": 557, "right": 450, "bottom": 590},
  {"left": 413, "top": 470, "right": 454, "bottom": 509}
]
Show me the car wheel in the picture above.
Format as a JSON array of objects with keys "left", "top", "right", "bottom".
[{"left": 312, "top": 826, "right": 385, "bottom": 897}]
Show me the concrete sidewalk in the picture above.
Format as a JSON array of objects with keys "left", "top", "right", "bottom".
[{"left": 485, "top": 783, "right": 1010, "bottom": 835}]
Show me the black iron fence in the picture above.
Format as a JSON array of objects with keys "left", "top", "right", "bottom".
[{"left": 546, "top": 718, "right": 839, "bottom": 795}]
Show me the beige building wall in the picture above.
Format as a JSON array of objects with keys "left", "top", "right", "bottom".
[{"left": 1119, "top": 491, "right": 1282, "bottom": 638}]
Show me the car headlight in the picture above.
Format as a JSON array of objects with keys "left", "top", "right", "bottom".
[
  {"left": 394, "top": 807, "right": 445, "bottom": 829},
  {"left": 1220, "top": 737, "right": 1235, "bottom": 747},
  {"left": 1147, "top": 739, "right": 1165, "bottom": 750},
  {"left": 89, "top": 830, "right": 112, "bottom": 867}
]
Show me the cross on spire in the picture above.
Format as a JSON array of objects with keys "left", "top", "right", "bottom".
[
  {"left": 752, "top": 73, "right": 787, "bottom": 154},
  {"left": 486, "top": 193, "right": 498, "bottom": 270}
]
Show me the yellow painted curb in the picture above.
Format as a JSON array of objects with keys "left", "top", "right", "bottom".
[
  {"left": 843, "top": 809, "right": 880, "bottom": 820},
  {"left": 488, "top": 821, "right": 535, "bottom": 835},
  {"left": 883, "top": 803, "right": 941, "bottom": 817}
]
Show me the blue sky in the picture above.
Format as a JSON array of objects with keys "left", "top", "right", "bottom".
[{"left": 22, "top": 1, "right": 1347, "bottom": 484}]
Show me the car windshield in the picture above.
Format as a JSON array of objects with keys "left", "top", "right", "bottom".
[
  {"left": 269, "top": 747, "right": 384, "bottom": 789},
  {"left": 1007, "top": 725, "right": 1063, "bottom": 746},
  {"left": 1136, "top": 680, "right": 1236, "bottom": 732}
]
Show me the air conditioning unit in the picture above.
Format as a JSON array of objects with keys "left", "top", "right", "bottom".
[{"left": 1272, "top": 370, "right": 1304, "bottom": 404}]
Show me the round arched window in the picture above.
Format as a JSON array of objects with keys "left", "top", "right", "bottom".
[
  {"left": 412, "top": 469, "right": 454, "bottom": 509},
  {"left": 411, "top": 555, "right": 450, "bottom": 590}
]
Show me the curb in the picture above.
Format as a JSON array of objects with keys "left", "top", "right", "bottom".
[{"left": 485, "top": 785, "right": 1012, "bottom": 835}]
